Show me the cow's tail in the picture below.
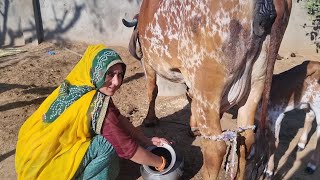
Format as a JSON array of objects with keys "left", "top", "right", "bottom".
[
  {"left": 122, "top": 14, "right": 143, "bottom": 60},
  {"left": 260, "top": 0, "right": 292, "bottom": 138},
  {"left": 250, "top": 0, "right": 293, "bottom": 179}
]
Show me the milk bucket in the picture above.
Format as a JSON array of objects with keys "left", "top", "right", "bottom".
[{"left": 140, "top": 143, "right": 184, "bottom": 180}]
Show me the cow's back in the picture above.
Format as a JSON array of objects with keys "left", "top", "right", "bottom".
[
  {"left": 137, "top": 0, "right": 269, "bottom": 87},
  {"left": 270, "top": 61, "right": 320, "bottom": 107}
]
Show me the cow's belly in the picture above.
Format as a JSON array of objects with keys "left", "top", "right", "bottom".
[{"left": 144, "top": 59, "right": 186, "bottom": 84}]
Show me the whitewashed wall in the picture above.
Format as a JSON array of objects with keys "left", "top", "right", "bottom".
[
  {"left": 39, "top": 0, "right": 141, "bottom": 46},
  {"left": 1, "top": 0, "right": 320, "bottom": 55}
]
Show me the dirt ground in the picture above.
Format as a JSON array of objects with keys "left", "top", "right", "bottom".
[{"left": 0, "top": 41, "right": 320, "bottom": 180}]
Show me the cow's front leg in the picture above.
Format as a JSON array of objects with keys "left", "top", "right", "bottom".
[
  {"left": 142, "top": 62, "right": 159, "bottom": 127},
  {"left": 190, "top": 114, "right": 201, "bottom": 136},
  {"left": 186, "top": 89, "right": 201, "bottom": 136}
]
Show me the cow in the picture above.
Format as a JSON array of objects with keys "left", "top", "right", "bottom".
[
  {"left": 253, "top": 60, "right": 320, "bottom": 177},
  {"left": 123, "top": 0, "right": 292, "bottom": 179}
]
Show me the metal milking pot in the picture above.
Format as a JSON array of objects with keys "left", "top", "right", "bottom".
[{"left": 140, "top": 143, "right": 184, "bottom": 180}]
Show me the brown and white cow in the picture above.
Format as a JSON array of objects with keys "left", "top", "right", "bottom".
[
  {"left": 253, "top": 60, "right": 320, "bottom": 177},
  {"left": 124, "top": 0, "right": 292, "bottom": 179}
]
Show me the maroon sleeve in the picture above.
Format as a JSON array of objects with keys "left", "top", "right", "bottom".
[{"left": 101, "top": 102, "right": 138, "bottom": 159}]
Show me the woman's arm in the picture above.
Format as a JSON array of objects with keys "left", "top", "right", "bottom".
[
  {"left": 118, "top": 114, "right": 153, "bottom": 147},
  {"left": 118, "top": 114, "right": 170, "bottom": 146},
  {"left": 130, "top": 146, "right": 165, "bottom": 168},
  {"left": 117, "top": 114, "right": 169, "bottom": 170}
]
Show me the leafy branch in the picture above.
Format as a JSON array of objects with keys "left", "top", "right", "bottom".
[{"left": 299, "top": 0, "right": 320, "bottom": 52}]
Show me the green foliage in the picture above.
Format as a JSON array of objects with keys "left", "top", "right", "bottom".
[
  {"left": 299, "top": 0, "right": 320, "bottom": 52},
  {"left": 305, "top": 0, "right": 320, "bottom": 16}
]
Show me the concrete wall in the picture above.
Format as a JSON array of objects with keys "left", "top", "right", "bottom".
[
  {"left": 0, "top": 0, "right": 25, "bottom": 47},
  {"left": 1, "top": 0, "right": 319, "bottom": 54},
  {"left": 39, "top": 0, "right": 141, "bottom": 47}
]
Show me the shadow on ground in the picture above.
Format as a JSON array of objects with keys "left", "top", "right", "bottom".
[{"left": 116, "top": 104, "right": 203, "bottom": 180}]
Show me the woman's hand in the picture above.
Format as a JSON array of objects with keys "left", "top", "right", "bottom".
[{"left": 150, "top": 137, "right": 170, "bottom": 146}]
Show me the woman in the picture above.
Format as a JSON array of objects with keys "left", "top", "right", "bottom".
[{"left": 15, "top": 44, "right": 168, "bottom": 180}]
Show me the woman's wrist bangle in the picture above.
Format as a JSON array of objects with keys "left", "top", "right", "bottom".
[{"left": 155, "top": 156, "right": 166, "bottom": 172}]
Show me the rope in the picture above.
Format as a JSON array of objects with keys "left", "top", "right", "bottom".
[{"left": 200, "top": 125, "right": 256, "bottom": 180}]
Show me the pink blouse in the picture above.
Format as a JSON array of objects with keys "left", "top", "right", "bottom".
[{"left": 101, "top": 101, "right": 138, "bottom": 159}]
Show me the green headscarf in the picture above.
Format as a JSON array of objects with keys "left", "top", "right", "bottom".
[{"left": 43, "top": 48, "right": 126, "bottom": 123}]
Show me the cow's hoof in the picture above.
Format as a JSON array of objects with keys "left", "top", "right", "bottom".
[
  {"left": 305, "top": 166, "right": 316, "bottom": 174},
  {"left": 189, "top": 127, "right": 201, "bottom": 137},
  {"left": 297, "top": 143, "right": 305, "bottom": 152},
  {"left": 264, "top": 174, "right": 272, "bottom": 180},
  {"left": 142, "top": 118, "right": 159, "bottom": 127},
  {"left": 297, "top": 146, "right": 304, "bottom": 152},
  {"left": 263, "top": 169, "right": 273, "bottom": 179}
]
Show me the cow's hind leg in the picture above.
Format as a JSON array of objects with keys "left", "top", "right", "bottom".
[
  {"left": 142, "top": 62, "right": 159, "bottom": 127},
  {"left": 265, "top": 131, "right": 277, "bottom": 179},
  {"left": 194, "top": 99, "right": 226, "bottom": 180},
  {"left": 202, "top": 139, "right": 226, "bottom": 180},
  {"left": 305, "top": 108, "right": 319, "bottom": 174},
  {"left": 191, "top": 64, "right": 227, "bottom": 179},
  {"left": 264, "top": 113, "right": 285, "bottom": 178},
  {"left": 298, "top": 110, "right": 315, "bottom": 151},
  {"left": 237, "top": 79, "right": 265, "bottom": 180}
]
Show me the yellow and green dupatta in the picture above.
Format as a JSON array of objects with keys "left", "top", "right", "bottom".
[{"left": 15, "top": 44, "right": 125, "bottom": 180}]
